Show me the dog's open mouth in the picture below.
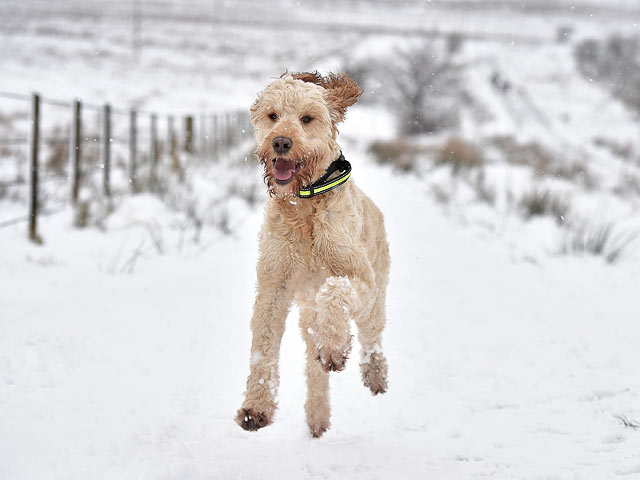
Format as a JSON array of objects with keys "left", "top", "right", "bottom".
[{"left": 272, "top": 158, "right": 301, "bottom": 185}]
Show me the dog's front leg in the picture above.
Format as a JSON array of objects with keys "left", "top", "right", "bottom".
[
  {"left": 236, "top": 264, "right": 292, "bottom": 432},
  {"left": 312, "top": 275, "right": 357, "bottom": 372}
]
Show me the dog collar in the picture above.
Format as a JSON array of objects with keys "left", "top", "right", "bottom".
[{"left": 299, "top": 153, "right": 351, "bottom": 198}]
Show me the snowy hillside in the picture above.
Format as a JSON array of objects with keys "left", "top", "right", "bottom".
[{"left": 1, "top": 1, "right": 639, "bottom": 479}]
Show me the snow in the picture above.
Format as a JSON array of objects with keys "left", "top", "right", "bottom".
[
  {"left": 1, "top": 1, "right": 640, "bottom": 478},
  {"left": 1, "top": 143, "right": 639, "bottom": 479}
]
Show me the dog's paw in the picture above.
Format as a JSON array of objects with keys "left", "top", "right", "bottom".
[
  {"left": 315, "top": 336, "right": 352, "bottom": 373},
  {"left": 315, "top": 276, "right": 357, "bottom": 314},
  {"left": 361, "top": 352, "right": 388, "bottom": 395},
  {"left": 308, "top": 419, "right": 330, "bottom": 438},
  {"left": 235, "top": 407, "right": 272, "bottom": 432}
]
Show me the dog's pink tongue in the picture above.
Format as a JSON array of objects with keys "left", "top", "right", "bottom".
[{"left": 274, "top": 158, "right": 295, "bottom": 181}]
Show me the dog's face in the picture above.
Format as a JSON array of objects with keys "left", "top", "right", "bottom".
[{"left": 250, "top": 72, "right": 362, "bottom": 197}]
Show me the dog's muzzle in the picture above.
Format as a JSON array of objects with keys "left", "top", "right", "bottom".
[{"left": 273, "top": 157, "right": 300, "bottom": 184}]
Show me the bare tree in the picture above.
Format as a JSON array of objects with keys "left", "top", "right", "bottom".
[
  {"left": 377, "top": 40, "right": 461, "bottom": 135},
  {"left": 575, "top": 35, "right": 640, "bottom": 112}
]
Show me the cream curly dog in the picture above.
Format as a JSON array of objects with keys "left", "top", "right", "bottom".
[{"left": 236, "top": 71, "right": 390, "bottom": 438}]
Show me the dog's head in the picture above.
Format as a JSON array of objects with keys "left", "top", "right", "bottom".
[{"left": 250, "top": 71, "right": 362, "bottom": 197}]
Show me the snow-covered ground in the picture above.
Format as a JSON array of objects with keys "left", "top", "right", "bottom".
[
  {"left": 1, "top": 140, "right": 639, "bottom": 479},
  {"left": 2, "top": 1, "right": 640, "bottom": 478}
]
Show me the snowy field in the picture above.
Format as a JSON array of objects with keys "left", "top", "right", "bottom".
[
  {"left": 2, "top": 141, "right": 638, "bottom": 479},
  {"left": 1, "top": 1, "right": 640, "bottom": 479}
]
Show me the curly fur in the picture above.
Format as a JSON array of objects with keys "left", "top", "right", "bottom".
[{"left": 237, "top": 72, "right": 389, "bottom": 438}]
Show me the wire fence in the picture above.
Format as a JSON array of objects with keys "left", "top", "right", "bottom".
[{"left": 0, "top": 90, "right": 252, "bottom": 242}]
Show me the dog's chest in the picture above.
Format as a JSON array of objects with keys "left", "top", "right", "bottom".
[
  {"left": 271, "top": 196, "right": 361, "bottom": 283},
  {"left": 295, "top": 208, "right": 356, "bottom": 277}
]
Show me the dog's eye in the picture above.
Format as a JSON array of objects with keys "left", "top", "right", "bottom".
[
  {"left": 269, "top": 113, "right": 278, "bottom": 121},
  {"left": 301, "top": 116, "right": 312, "bottom": 124}
]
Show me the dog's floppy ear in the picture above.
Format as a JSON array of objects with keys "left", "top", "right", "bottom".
[
  {"left": 292, "top": 71, "right": 363, "bottom": 123},
  {"left": 323, "top": 73, "right": 363, "bottom": 123}
]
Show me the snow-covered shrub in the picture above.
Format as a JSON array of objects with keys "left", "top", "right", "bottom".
[
  {"left": 592, "top": 137, "right": 634, "bottom": 160},
  {"left": 152, "top": 164, "right": 204, "bottom": 239},
  {"left": 492, "top": 135, "right": 596, "bottom": 188},
  {"left": 368, "top": 137, "right": 484, "bottom": 174},
  {"left": 227, "top": 180, "right": 261, "bottom": 207},
  {"left": 471, "top": 169, "right": 496, "bottom": 206},
  {"left": 72, "top": 193, "right": 111, "bottom": 230},
  {"left": 45, "top": 126, "right": 69, "bottom": 175},
  {"left": 150, "top": 143, "right": 259, "bottom": 239},
  {"left": 614, "top": 170, "right": 640, "bottom": 198},
  {"left": 575, "top": 35, "right": 640, "bottom": 112},
  {"left": 429, "top": 183, "right": 451, "bottom": 205},
  {"left": 437, "top": 138, "right": 484, "bottom": 173},
  {"left": 614, "top": 414, "right": 640, "bottom": 430},
  {"left": 368, "top": 139, "right": 428, "bottom": 172},
  {"left": 558, "top": 217, "right": 639, "bottom": 263},
  {"left": 492, "top": 135, "right": 555, "bottom": 172},
  {"left": 518, "top": 186, "right": 570, "bottom": 224},
  {"left": 225, "top": 148, "right": 263, "bottom": 206}
]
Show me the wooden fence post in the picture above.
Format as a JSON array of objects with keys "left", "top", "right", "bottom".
[
  {"left": 211, "top": 114, "right": 218, "bottom": 161},
  {"left": 129, "top": 109, "right": 137, "bottom": 191},
  {"left": 226, "top": 111, "right": 233, "bottom": 146},
  {"left": 150, "top": 113, "right": 158, "bottom": 188},
  {"left": 167, "top": 115, "right": 176, "bottom": 156},
  {"left": 199, "top": 114, "right": 206, "bottom": 160},
  {"left": 101, "top": 104, "right": 111, "bottom": 197},
  {"left": 217, "top": 113, "right": 224, "bottom": 159},
  {"left": 230, "top": 112, "right": 237, "bottom": 146},
  {"left": 70, "top": 99, "right": 81, "bottom": 204},
  {"left": 184, "top": 115, "right": 193, "bottom": 154},
  {"left": 28, "top": 93, "right": 41, "bottom": 243}
]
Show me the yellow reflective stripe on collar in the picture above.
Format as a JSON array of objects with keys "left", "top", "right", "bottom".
[
  {"left": 298, "top": 155, "right": 351, "bottom": 198},
  {"left": 315, "top": 171, "right": 351, "bottom": 193},
  {"left": 299, "top": 170, "right": 351, "bottom": 197}
]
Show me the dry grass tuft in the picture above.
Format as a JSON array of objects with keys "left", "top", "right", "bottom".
[
  {"left": 472, "top": 169, "right": 496, "bottom": 205},
  {"left": 492, "top": 135, "right": 596, "bottom": 188},
  {"left": 558, "top": 217, "right": 639, "bottom": 263},
  {"left": 437, "top": 138, "right": 484, "bottom": 172},
  {"left": 519, "top": 187, "right": 571, "bottom": 224},
  {"left": 614, "top": 414, "right": 640, "bottom": 430},
  {"left": 368, "top": 139, "right": 428, "bottom": 172}
]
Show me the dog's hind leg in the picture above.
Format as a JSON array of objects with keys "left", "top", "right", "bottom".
[
  {"left": 300, "top": 307, "right": 331, "bottom": 438},
  {"left": 312, "top": 276, "right": 355, "bottom": 373},
  {"left": 355, "top": 292, "right": 388, "bottom": 395}
]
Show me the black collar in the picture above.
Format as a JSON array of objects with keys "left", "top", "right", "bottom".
[{"left": 298, "top": 153, "right": 351, "bottom": 198}]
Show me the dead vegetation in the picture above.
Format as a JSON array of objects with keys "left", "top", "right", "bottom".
[
  {"left": 614, "top": 170, "right": 640, "bottom": 198},
  {"left": 593, "top": 137, "right": 634, "bottom": 160},
  {"left": 368, "top": 139, "right": 430, "bottom": 172},
  {"left": 472, "top": 169, "right": 496, "bottom": 206},
  {"left": 491, "top": 135, "right": 597, "bottom": 188},
  {"left": 45, "top": 127, "right": 69, "bottom": 175},
  {"left": 614, "top": 414, "right": 640, "bottom": 430},
  {"left": 558, "top": 217, "right": 639, "bottom": 263},
  {"left": 437, "top": 138, "right": 484, "bottom": 172},
  {"left": 518, "top": 186, "right": 571, "bottom": 224}
]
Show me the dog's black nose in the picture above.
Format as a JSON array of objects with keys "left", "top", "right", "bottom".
[{"left": 272, "top": 136, "right": 293, "bottom": 155}]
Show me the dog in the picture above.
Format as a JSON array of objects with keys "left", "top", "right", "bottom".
[{"left": 235, "top": 71, "right": 390, "bottom": 438}]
